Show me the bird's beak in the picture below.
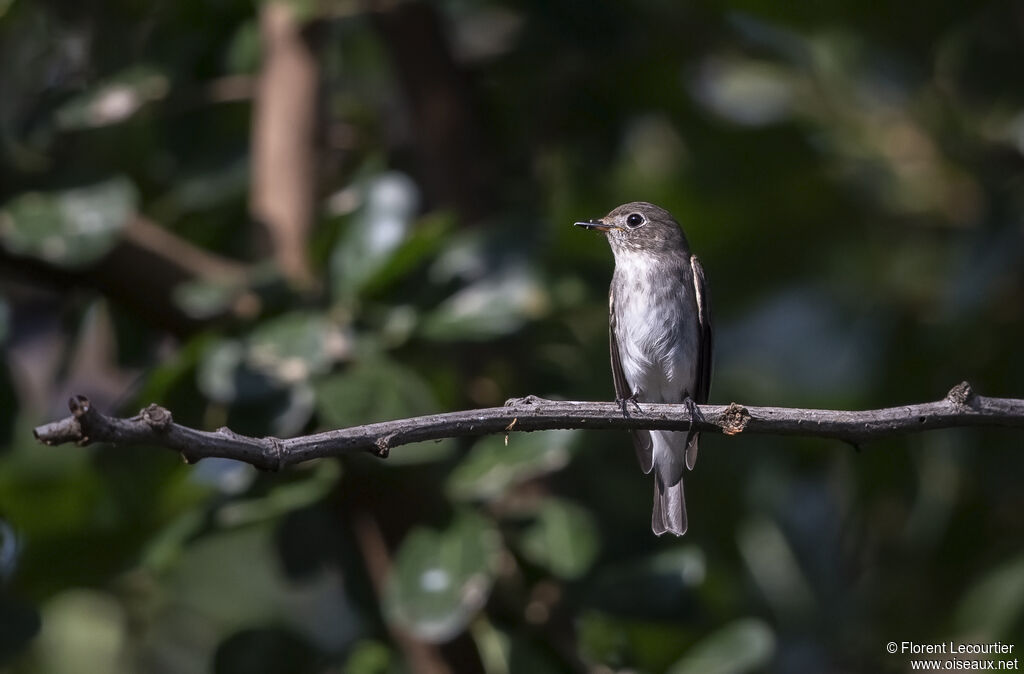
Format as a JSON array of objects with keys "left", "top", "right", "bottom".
[{"left": 574, "top": 218, "right": 612, "bottom": 232}]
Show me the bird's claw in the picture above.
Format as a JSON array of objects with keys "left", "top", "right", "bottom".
[
  {"left": 616, "top": 389, "right": 644, "bottom": 416},
  {"left": 683, "top": 395, "right": 703, "bottom": 446}
]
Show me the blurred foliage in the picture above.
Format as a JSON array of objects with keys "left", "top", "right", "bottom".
[
  {"left": 0, "top": 177, "right": 135, "bottom": 268},
  {"left": 1, "top": 0, "right": 1024, "bottom": 672}
]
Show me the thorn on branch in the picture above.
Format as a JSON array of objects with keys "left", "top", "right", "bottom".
[
  {"left": 947, "top": 381, "right": 976, "bottom": 410},
  {"left": 722, "top": 403, "right": 750, "bottom": 435}
]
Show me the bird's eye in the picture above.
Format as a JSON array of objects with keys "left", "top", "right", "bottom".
[{"left": 626, "top": 213, "right": 644, "bottom": 228}]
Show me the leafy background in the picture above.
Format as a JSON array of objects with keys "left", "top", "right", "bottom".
[{"left": 2, "top": 0, "right": 1024, "bottom": 672}]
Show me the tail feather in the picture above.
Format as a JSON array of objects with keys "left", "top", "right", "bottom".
[{"left": 652, "top": 474, "right": 687, "bottom": 536}]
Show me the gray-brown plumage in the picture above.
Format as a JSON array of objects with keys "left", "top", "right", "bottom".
[{"left": 575, "top": 202, "right": 712, "bottom": 535}]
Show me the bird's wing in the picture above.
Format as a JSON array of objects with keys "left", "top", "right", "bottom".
[
  {"left": 685, "top": 254, "right": 713, "bottom": 471},
  {"left": 609, "top": 287, "right": 654, "bottom": 474},
  {"left": 690, "top": 254, "right": 713, "bottom": 405}
]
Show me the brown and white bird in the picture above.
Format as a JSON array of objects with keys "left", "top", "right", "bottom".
[{"left": 576, "top": 202, "right": 713, "bottom": 536}]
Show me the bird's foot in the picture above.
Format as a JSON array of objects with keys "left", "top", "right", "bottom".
[
  {"left": 616, "top": 389, "right": 644, "bottom": 416},
  {"left": 683, "top": 395, "right": 703, "bottom": 445}
]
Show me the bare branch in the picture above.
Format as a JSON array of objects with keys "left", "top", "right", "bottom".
[{"left": 32, "top": 383, "right": 1024, "bottom": 469}]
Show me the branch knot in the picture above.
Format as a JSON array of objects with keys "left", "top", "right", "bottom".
[
  {"left": 69, "top": 395, "right": 90, "bottom": 418},
  {"left": 723, "top": 403, "right": 750, "bottom": 436},
  {"left": 947, "top": 381, "right": 976, "bottom": 410},
  {"left": 264, "top": 437, "right": 284, "bottom": 471},
  {"left": 141, "top": 404, "right": 173, "bottom": 431},
  {"left": 374, "top": 434, "right": 396, "bottom": 458}
]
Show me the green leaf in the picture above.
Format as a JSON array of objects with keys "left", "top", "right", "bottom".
[
  {"left": 0, "top": 178, "right": 136, "bottom": 268},
  {"left": 668, "top": 619, "right": 775, "bottom": 674},
  {"left": 225, "top": 20, "right": 261, "bottom": 74},
  {"left": 135, "top": 332, "right": 213, "bottom": 404},
  {"left": 737, "top": 516, "right": 815, "bottom": 617},
  {"left": 446, "top": 430, "right": 578, "bottom": 501},
  {"left": 54, "top": 65, "right": 168, "bottom": 129},
  {"left": 467, "top": 620, "right": 565, "bottom": 674},
  {"left": 330, "top": 172, "right": 420, "bottom": 305},
  {"left": 158, "top": 158, "right": 250, "bottom": 216},
  {"left": 383, "top": 511, "right": 502, "bottom": 643},
  {"left": 420, "top": 264, "right": 549, "bottom": 341},
  {"left": 955, "top": 554, "right": 1024, "bottom": 640},
  {"left": 215, "top": 460, "right": 341, "bottom": 528},
  {"left": 587, "top": 547, "right": 707, "bottom": 617},
  {"left": 160, "top": 521, "right": 356, "bottom": 661},
  {"left": 341, "top": 640, "right": 397, "bottom": 674},
  {"left": 197, "top": 339, "right": 279, "bottom": 404},
  {"left": 33, "top": 590, "right": 127, "bottom": 674},
  {"left": 172, "top": 278, "right": 244, "bottom": 320},
  {"left": 360, "top": 211, "right": 454, "bottom": 297},
  {"left": 578, "top": 610, "right": 690, "bottom": 672},
  {"left": 578, "top": 610, "right": 630, "bottom": 669},
  {"left": 198, "top": 313, "right": 346, "bottom": 405},
  {"left": 517, "top": 498, "right": 599, "bottom": 579},
  {"left": 140, "top": 509, "right": 207, "bottom": 574},
  {"left": 690, "top": 57, "right": 796, "bottom": 126},
  {"left": 315, "top": 356, "right": 453, "bottom": 464},
  {"left": 0, "top": 441, "right": 100, "bottom": 539},
  {"left": 247, "top": 311, "right": 343, "bottom": 383}
]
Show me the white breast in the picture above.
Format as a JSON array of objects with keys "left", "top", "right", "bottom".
[{"left": 612, "top": 250, "right": 698, "bottom": 404}]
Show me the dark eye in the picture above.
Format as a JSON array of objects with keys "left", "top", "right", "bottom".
[{"left": 626, "top": 213, "right": 644, "bottom": 228}]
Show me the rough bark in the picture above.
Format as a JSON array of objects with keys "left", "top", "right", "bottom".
[{"left": 33, "top": 383, "right": 1024, "bottom": 470}]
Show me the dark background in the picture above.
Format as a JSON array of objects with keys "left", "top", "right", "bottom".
[{"left": 1, "top": 1, "right": 1023, "bottom": 672}]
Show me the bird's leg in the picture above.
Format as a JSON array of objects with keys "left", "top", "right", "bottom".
[
  {"left": 616, "top": 387, "right": 644, "bottom": 416},
  {"left": 682, "top": 394, "right": 704, "bottom": 445}
]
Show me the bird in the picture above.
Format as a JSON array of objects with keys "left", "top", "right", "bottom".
[{"left": 575, "top": 202, "right": 712, "bottom": 536}]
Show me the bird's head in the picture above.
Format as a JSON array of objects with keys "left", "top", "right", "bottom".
[{"left": 575, "top": 201, "right": 688, "bottom": 254}]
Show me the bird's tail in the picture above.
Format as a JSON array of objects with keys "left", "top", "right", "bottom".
[
  {"left": 650, "top": 430, "right": 689, "bottom": 536},
  {"left": 652, "top": 472, "right": 687, "bottom": 536}
]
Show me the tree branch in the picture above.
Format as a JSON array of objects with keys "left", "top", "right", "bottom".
[
  {"left": 250, "top": 0, "right": 319, "bottom": 289},
  {"left": 370, "top": 1, "right": 497, "bottom": 224},
  {"left": 0, "top": 215, "right": 250, "bottom": 337},
  {"left": 32, "top": 383, "right": 1024, "bottom": 470}
]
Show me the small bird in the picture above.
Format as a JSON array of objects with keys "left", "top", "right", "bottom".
[{"left": 576, "top": 202, "right": 712, "bottom": 536}]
